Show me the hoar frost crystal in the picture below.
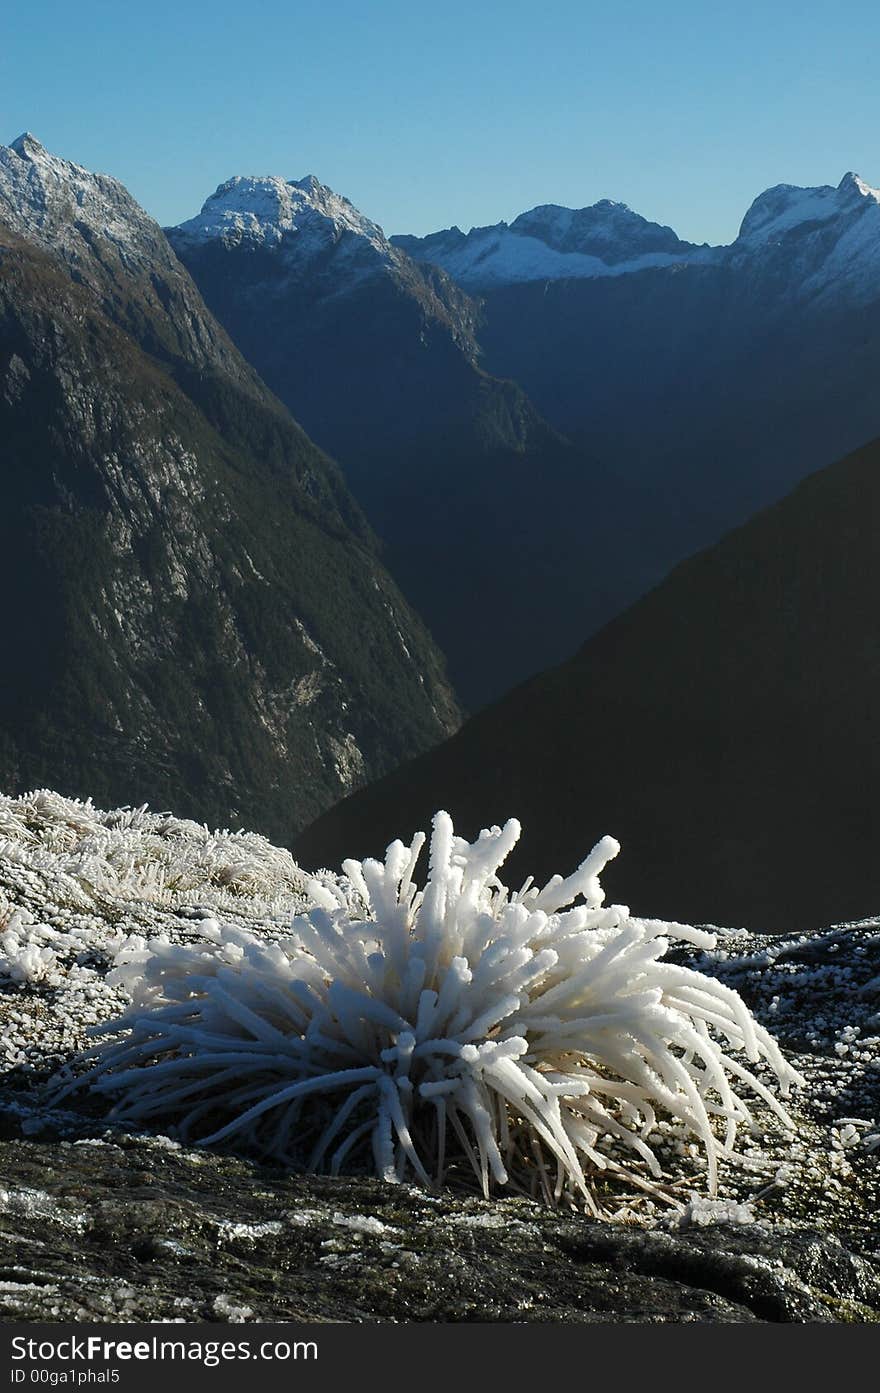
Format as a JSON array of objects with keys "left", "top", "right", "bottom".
[{"left": 55, "top": 813, "right": 802, "bottom": 1209}]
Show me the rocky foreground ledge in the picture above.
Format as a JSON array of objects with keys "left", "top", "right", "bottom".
[{"left": 0, "top": 791, "right": 878, "bottom": 1322}]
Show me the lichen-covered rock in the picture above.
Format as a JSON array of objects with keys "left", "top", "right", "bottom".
[{"left": 0, "top": 1133, "right": 877, "bottom": 1323}]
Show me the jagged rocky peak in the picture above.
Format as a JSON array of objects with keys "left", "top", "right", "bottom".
[
  {"left": 10, "top": 131, "right": 45, "bottom": 158},
  {"left": 0, "top": 130, "right": 177, "bottom": 277},
  {"left": 0, "top": 133, "right": 272, "bottom": 384},
  {"left": 172, "top": 170, "right": 392, "bottom": 262},
  {"left": 391, "top": 224, "right": 477, "bottom": 262},
  {"left": 736, "top": 171, "right": 880, "bottom": 245},
  {"left": 839, "top": 170, "right": 880, "bottom": 201},
  {"left": 2, "top": 130, "right": 141, "bottom": 232}
]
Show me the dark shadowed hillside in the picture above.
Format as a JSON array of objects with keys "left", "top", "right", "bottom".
[{"left": 296, "top": 433, "right": 880, "bottom": 931}]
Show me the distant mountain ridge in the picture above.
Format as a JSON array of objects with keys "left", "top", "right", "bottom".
[
  {"left": 0, "top": 134, "right": 458, "bottom": 841},
  {"left": 169, "top": 172, "right": 646, "bottom": 708},
  {"left": 393, "top": 198, "right": 707, "bottom": 288},
  {"left": 394, "top": 170, "right": 880, "bottom": 298},
  {"left": 170, "top": 162, "right": 880, "bottom": 713}
]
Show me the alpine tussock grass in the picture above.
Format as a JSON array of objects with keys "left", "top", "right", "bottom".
[
  {"left": 0, "top": 788, "right": 309, "bottom": 913},
  {"left": 55, "top": 812, "right": 802, "bottom": 1208}
]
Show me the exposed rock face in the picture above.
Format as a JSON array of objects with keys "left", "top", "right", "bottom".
[
  {"left": 0, "top": 789, "right": 877, "bottom": 1323},
  {"left": 1, "top": 1140, "right": 877, "bottom": 1323},
  {"left": 0, "top": 136, "right": 458, "bottom": 841},
  {"left": 297, "top": 431, "right": 880, "bottom": 931}
]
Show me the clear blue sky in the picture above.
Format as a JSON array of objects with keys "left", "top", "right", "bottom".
[{"left": 3, "top": 0, "right": 880, "bottom": 243}]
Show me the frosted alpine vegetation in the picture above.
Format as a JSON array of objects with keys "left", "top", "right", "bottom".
[
  {"left": 0, "top": 788, "right": 309, "bottom": 928},
  {"left": 54, "top": 812, "right": 802, "bottom": 1209}
]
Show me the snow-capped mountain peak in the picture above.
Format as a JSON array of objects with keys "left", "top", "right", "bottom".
[
  {"left": 396, "top": 171, "right": 880, "bottom": 302},
  {"left": 0, "top": 131, "right": 166, "bottom": 274},
  {"left": 0, "top": 134, "right": 263, "bottom": 383},
  {"left": 840, "top": 171, "right": 880, "bottom": 202},
  {"left": 725, "top": 170, "right": 880, "bottom": 304},
  {"left": 10, "top": 131, "right": 46, "bottom": 159},
  {"left": 172, "top": 172, "right": 392, "bottom": 267},
  {"left": 736, "top": 172, "right": 880, "bottom": 246}
]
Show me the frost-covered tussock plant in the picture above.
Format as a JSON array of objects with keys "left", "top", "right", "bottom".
[
  {"left": 56, "top": 813, "right": 802, "bottom": 1209},
  {"left": 0, "top": 912, "right": 61, "bottom": 983},
  {"left": 0, "top": 789, "right": 309, "bottom": 915}
]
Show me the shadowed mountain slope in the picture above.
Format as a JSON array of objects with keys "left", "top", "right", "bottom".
[
  {"left": 296, "top": 434, "right": 880, "bottom": 931},
  {"left": 169, "top": 175, "right": 644, "bottom": 708},
  {"left": 397, "top": 175, "right": 880, "bottom": 684}
]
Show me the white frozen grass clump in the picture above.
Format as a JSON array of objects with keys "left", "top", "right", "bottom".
[
  {"left": 0, "top": 921, "right": 59, "bottom": 984},
  {"left": 663, "top": 1195, "right": 757, "bottom": 1230},
  {"left": 0, "top": 789, "right": 309, "bottom": 915},
  {"left": 54, "top": 813, "right": 803, "bottom": 1209}
]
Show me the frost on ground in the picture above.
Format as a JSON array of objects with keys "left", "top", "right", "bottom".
[
  {"left": 0, "top": 788, "right": 310, "bottom": 1080},
  {"left": 0, "top": 789, "right": 877, "bottom": 1247}
]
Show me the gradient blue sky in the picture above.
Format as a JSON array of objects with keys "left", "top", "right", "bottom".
[{"left": 3, "top": 1, "right": 879, "bottom": 243}]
